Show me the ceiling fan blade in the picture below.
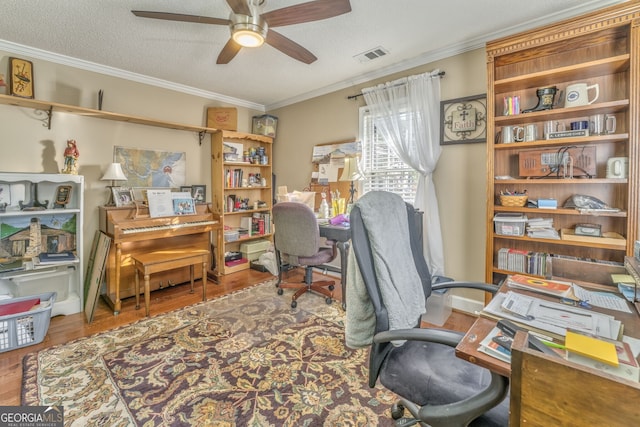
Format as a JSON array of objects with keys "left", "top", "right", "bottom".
[
  {"left": 217, "top": 39, "right": 243, "bottom": 64},
  {"left": 226, "top": 0, "right": 252, "bottom": 16},
  {"left": 262, "top": 0, "right": 351, "bottom": 27},
  {"left": 132, "top": 10, "right": 229, "bottom": 25},
  {"left": 266, "top": 30, "right": 317, "bottom": 64}
]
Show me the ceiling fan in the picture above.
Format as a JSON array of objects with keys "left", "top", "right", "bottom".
[{"left": 132, "top": 0, "right": 352, "bottom": 64}]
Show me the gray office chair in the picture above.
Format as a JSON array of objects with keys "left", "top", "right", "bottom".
[
  {"left": 272, "top": 202, "right": 337, "bottom": 308},
  {"left": 349, "top": 191, "right": 509, "bottom": 427}
]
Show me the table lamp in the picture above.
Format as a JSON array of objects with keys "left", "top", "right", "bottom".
[
  {"left": 101, "top": 163, "right": 127, "bottom": 206},
  {"left": 339, "top": 157, "right": 364, "bottom": 204}
]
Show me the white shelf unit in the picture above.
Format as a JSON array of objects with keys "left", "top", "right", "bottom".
[{"left": 0, "top": 172, "right": 84, "bottom": 316}]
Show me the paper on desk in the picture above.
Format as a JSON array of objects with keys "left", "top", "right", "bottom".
[
  {"left": 573, "top": 285, "right": 632, "bottom": 313},
  {"left": 611, "top": 274, "right": 636, "bottom": 284},
  {"left": 485, "top": 291, "right": 621, "bottom": 340}
]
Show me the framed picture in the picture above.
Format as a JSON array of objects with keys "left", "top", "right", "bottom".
[
  {"left": 53, "top": 185, "right": 73, "bottom": 208},
  {"left": 9, "top": 57, "right": 34, "bottom": 99},
  {"left": 440, "top": 94, "right": 487, "bottom": 145},
  {"left": 112, "top": 187, "right": 135, "bottom": 207},
  {"left": 172, "top": 197, "right": 196, "bottom": 215},
  {"left": 180, "top": 185, "right": 192, "bottom": 193},
  {"left": 191, "top": 185, "right": 206, "bottom": 203}
]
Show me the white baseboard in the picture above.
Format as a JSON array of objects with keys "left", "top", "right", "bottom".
[{"left": 451, "top": 294, "right": 485, "bottom": 316}]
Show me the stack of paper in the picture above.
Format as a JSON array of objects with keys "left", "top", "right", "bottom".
[
  {"left": 482, "top": 291, "right": 622, "bottom": 341},
  {"left": 526, "top": 217, "right": 559, "bottom": 239}
]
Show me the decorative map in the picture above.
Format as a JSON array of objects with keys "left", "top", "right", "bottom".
[{"left": 114, "top": 147, "right": 186, "bottom": 188}]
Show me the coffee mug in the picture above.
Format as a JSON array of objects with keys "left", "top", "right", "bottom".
[
  {"left": 570, "top": 120, "right": 589, "bottom": 130},
  {"left": 501, "top": 125, "right": 524, "bottom": 143},
  {"left": 590, "top": 114, "right": 616, "bottom": 135},
  {"left": 523, "top": 124, "right": 538, "bottom": 142},
  {"left": 544, "top": 120, "right": 566, "bottom": 139},
  {"left": 565, "top": 83, "right": 599, "bottom": 108}
]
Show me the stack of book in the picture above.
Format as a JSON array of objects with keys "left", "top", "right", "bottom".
[
  {"left": 477, "top": 326, "right": 511, "bottom": 363},
  {"left": 34, "top": 252, "right": 78, "bottom": 266}
]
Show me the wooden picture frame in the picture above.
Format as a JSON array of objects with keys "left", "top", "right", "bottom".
[
  {"left": 440, "top": 94, "right": 487, "bottom": 145},
  {"left": 9, "top": 57, "right": 34, "bottom": 99},
  {"left": 191, "top": 185, "right": 206, "bottom": 203},
  {"left": 53, "top": 185, "right": 73, "bottom": 208},
  {"left": 112, "top": 187, "right": 135, "bottom": 207}
]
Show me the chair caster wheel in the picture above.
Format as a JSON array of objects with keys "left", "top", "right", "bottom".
[
  {"left": 329, "top": 285, "right": 335, "bottom": 291},
  {"left": 391, "top": 403, "right": 404, "bottom": 420},
  {"left": 291, "top": 300, "right": 297, "bottom": 308},
  {"left": 326, "top": 297, "right": 332, "bottom": 305},
  {"left": 277, "top": 288, "right": 283, "bottom": 295}
]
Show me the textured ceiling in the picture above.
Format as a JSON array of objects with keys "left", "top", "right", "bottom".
[{"left": 0, "top": 0, "right": 626, "bottom": 110}]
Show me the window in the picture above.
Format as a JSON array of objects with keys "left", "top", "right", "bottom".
[{"left": 359, "top": 107, "right": 418, "bottom": 202}]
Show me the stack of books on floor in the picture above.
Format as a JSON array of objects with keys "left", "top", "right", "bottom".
[{"left": 526, "top": 217, "right": 559, "bottom": 239}]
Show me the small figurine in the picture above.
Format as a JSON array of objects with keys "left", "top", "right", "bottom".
[{"left": 62, "top": 139, "right": 80, "bottom": 174}]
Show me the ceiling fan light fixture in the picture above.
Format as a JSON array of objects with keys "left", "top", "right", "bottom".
[{"left": 230, "top": 14, "right": 267, "bottom": 48}]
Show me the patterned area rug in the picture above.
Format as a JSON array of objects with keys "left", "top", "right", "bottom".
[{"left": 22, "top": 280, "right": 397, "bottom": 426}]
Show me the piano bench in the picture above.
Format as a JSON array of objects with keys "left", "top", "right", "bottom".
[{"left": 132, "top": 249, "right": 209, "bottom": 316}]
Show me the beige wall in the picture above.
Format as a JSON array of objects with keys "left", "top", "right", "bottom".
[
  {"left": 0, "top": 47, "right": 489, "bottom": 306},
  {"left": 271, "top": 48, "right": 489, "bottom": 293},
  {"left": 0, "top": 50, "right": 262, "bottom": 273}
]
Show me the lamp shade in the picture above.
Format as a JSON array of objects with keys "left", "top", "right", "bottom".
[
  {"left": 101, "top": 163, "right": 127, "bottom": 181},
  {"left": 339, "top": 157, "right": 363, "bottom": 182}
]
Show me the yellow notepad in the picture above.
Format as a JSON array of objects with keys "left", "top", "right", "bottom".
[{"left": 565, "top": 331, "right": 619, "bottom": 367}]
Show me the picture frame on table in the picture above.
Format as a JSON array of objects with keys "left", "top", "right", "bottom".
[
  {"left": 440, "top": 93, "right": 487, "bottom": 145},
  {"left": 9, "top": 57, "right": 35, "bottom": 99},
  {"left": 191, "top": 185, "right": 206, "bottom": 203},
  {"left": 112, "top": 187, "right": 135, "bottom": 207}
]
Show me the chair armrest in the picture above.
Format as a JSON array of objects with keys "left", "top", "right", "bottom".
[
  {"left": 432, "top": 280, "right": 499, "bottom": 295},
  {"left": 373, "top": 327, "right": 463, "bottom": 348}
]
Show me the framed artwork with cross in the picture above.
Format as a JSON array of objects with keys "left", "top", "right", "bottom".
[{"left": 440, "top": 94, "right": 487, "bottom": 145}]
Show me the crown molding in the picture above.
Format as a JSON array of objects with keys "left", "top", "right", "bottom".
[
  {"left": 265, "top": 0, "right": 626, "bottom": 110},
  {"left": 0, "top": 39, "right": 265, "bottom": 112}
]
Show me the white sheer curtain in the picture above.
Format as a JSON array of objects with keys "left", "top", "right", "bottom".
[{"left": 361, "top": 69, "right": 444, "bottom": 276}]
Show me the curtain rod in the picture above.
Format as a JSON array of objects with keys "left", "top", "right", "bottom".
[{"left": 347, "top": 71, "right": 445, "bottom": 100}]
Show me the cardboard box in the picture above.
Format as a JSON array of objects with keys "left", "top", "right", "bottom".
[
  {"left": 207, "top": 107, "right": 237, "bottom": 131},
  {"left": 240, "top": 239, "right": 271, "bottom": 261}
]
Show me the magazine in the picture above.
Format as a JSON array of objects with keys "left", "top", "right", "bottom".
[{"left": 506, "top": 274, "right": 573, "bottom": 298}]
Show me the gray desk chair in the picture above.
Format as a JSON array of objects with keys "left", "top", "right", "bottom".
[
  {"left": 272, "top": 202, "right": 337, "bottom": 308},
  {"left": 349, "top": 191, "right": 509, "bottom": 427}
]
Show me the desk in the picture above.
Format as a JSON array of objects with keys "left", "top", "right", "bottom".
[
  {"left": 456, "top": 283, "right": 640, "bottom": 426},
  {"left": 319, "top": 223, "right": 350, "bottom": 308},
  {"left": 456, "top": 284, "right": 640, "bottom": 376}
]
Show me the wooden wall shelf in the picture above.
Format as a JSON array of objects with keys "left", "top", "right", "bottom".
[{"left": 0, "top": 94, "right": 219, "bottom": 142}]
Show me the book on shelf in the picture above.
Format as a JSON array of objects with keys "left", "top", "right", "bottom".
[
  {"left": 36, "top": 251, "right": 78, "bottom": 264},
  {"left": 506, "top": 274, "right": 573, "bottom": 298},
  {"left": 478, "top": 326, "right": 511, "bottom": 363}
]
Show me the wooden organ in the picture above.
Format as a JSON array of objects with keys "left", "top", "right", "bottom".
[{"left": 99, "top": 204, "right": 220, "bottom": 313}]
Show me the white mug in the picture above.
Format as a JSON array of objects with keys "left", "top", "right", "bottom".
[
  {"left": 565, "top": 83, "right": 599, "bottom": 108},
  {"left": 523, "top": 124, "right": 538, "bottom": 142}
]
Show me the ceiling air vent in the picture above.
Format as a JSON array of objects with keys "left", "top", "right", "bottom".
[{"left": 353, "top": 46, "right": 389, "bottom": 63}]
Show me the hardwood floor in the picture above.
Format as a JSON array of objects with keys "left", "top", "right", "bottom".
[{"left": 0, "top": 268, "right": 475, "bottom": 406}]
